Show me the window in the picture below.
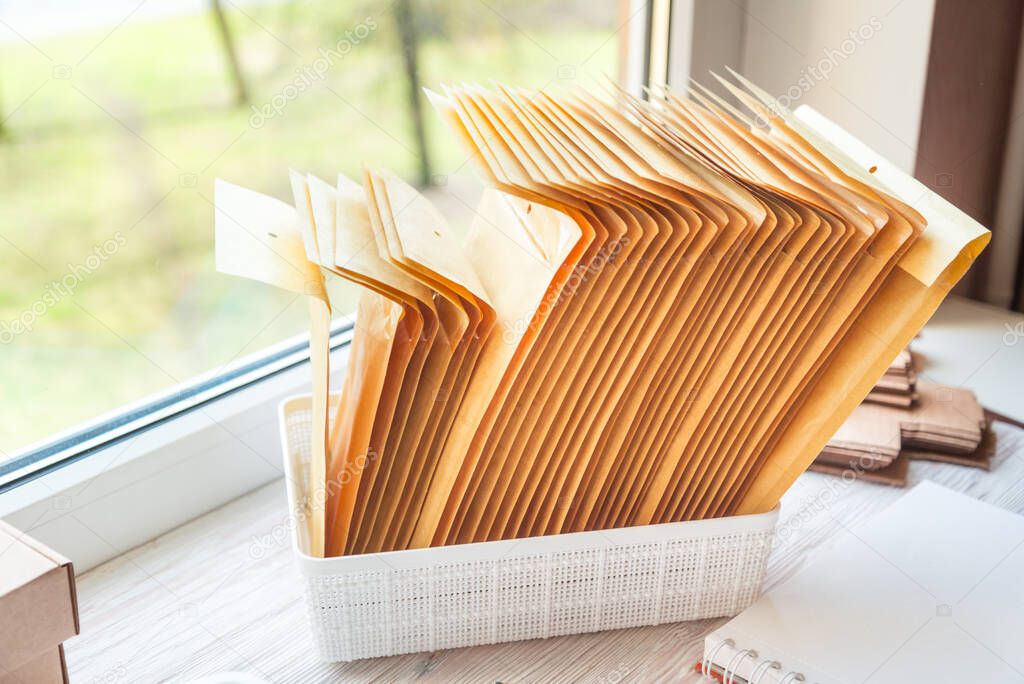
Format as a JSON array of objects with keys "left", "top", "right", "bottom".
[
  {"left": 0, "top": 0, "right": 666, "bottom": 574},
  {"left": 1, "top": 0, "right": 628, "bottom": 477}
]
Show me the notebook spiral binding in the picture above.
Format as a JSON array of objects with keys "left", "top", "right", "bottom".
[{"left": 701, "top": 637, "right": 806, "bottom": 684}]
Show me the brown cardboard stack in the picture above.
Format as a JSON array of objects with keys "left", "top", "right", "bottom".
[
  {"left": 0, "top": 521, "right": 78, "bottom": 684},
  {"left": 216, "top": 75, "right": 990, "bottom": 556},
  {"left": 817, "top": 402, "right": 903, "bottom": 470},
  {"left": 813, "top": 378, "right": 993, "bottom": 486},
  {"left": 902, "top": 382, "right": 991, "bottom": 466},
  {"left": 864, "top": 349, "right": 916, "bottom": 407}
]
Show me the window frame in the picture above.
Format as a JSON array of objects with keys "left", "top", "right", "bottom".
[
  {"left": 1, "top": 322, "right": 353, "bottom": 571},
  {"left": 0, "top": 321, "right": 354, "bottom": 493}
]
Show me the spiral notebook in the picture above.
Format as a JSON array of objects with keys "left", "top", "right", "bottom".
[{"left": 698, "top": 482, "right": 1024, "bottom": 683}]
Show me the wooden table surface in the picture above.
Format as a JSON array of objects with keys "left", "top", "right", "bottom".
[{"left": 63, "top": 419, "right": 1024, "bottom": 683}]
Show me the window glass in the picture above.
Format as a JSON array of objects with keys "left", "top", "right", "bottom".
[{"left": 0, "top": 0, "right": 622, "bottom": 459}]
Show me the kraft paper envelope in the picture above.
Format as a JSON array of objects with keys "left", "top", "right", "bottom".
[
  {"left": 392, "top": 291, "right": 486, "bottom": 550},
  {"left": 511, "top": 92, "right": 688, "bottom": 538},
  {"left": 688, "top": 142, "right": 891, "bottom": 518},
  {"left": 357, "top": 169, "right": 489, "bottom": 553},
  {"left": 427, "top": 87, "right": 602, "bottom": 545},
  {"left": 325, "top": 290, "right": 403, "bottom": 555},
  {"left": 516, "top": 92, "right": 708, "bottom": 540},
  {"left": 374, "top": 172, "right": 495, "bottom": 552},
  {"left": 656, "top": 94, "right": 883, "bottom": 522},
  {"left": 441, "top": 87, "right": 595, "bottom": 542},
  {"left": 409, "top": 188, "right": 584, "bottom": 549},
  {"left": 215, "top": 179, "right": 326, "bottom": 299},
  {"left": 614, "top": 101, "right": 796, "bottom": 526},
  {"left": 730, "top": 105, "right": 988, "bottom": 516},
  {"left": 498, "top": 87, "right": 689, "bottom": 540},
  {"left": 544, "top": 95, "right": 715, "bottom": 534},
  {"left": 593, "top": 220, "right": 742, "bottom": 524},
  {"left": 672, "top": 193, "right": 835, "bottom": 513},
  {"left": 383, "top": 172, "right": 496, "bottom": 549},
  {"left": 288, "top": 174, "right": 336, "bottom": 558},
  {"left": 684, "top": 198, "right": 879, "bottom": 513},
  {"left": 306, "top": 171, "right": 433, "bottom": 555},
  {"left": 453, "top": 87, "right": 744, "bottom": 535},
  {"left": 693, "top": 75, "right": 923, "bottom": 518},
  {"left": 626, "top": 91, "right": 886, "bottom": 525},
  {"left": 294, "top": 172, "right": 414, "bottom": 557},
  {"left": 496, "top": 94, "right": 710, "bottom": 537},
  {"left": 453, "top": 87, "right": 642, "bottom": 542},
  {"left": 557, "top": 90, "right": 786, "bottom": 528},
  {"left": 692, "top": 76, "right": 925, "bottom": 511},
  {"left": 633, "top": 141, "right": 800, "bottom": 523},
  {"left": 213, "top": 179, "right": 329, "bottom": 556},
  {"left": 347, "top": 171, "right": 445, "bottom": 554},
  {"left": 341, "top": 172, "right": 437, "bottom": 554},
  {"left": 413, "top": 90, "right": 589, "bottom": 549},
  {"left": 476, "top": 88, "right": 673, "bottom": 541},
  {"left": 569, "top": 96, "right": 763, "bottom": 532}
]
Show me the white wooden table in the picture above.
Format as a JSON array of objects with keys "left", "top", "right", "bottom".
[{"left": 62, "top": 418, "right": 1024, "bottom": 684}]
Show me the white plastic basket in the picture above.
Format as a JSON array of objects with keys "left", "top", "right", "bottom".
[{"left": 280, "top": 395, "right": 779, "bottom": 662}]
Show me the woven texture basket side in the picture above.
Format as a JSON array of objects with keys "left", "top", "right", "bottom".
[{"left": 280, "top": 396, "right": 776, "bottom": 662}]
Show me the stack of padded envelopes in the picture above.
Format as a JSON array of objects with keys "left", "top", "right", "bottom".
[{"left": 214, "top": 75, "right": 989, "bottom": 556}]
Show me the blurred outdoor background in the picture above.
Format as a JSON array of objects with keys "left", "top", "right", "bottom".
[{"left": 0, "top": 0, "right": 622, "bottom": 457}]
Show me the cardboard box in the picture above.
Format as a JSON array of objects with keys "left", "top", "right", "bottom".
[
  {"left": 0, "top": 645, "right": 67, "bottom": 684},
  {"left": 0, "top": 521, "right": 78, "bottom": 683}
]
